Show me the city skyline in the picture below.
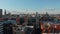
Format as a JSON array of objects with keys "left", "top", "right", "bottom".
[{"left": 0, "top": 0, "right": 60, "bottom": 14}]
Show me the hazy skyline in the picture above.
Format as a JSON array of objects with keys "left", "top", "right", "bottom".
[{"left": 0, "top": 0, "right": 60, "bottom": 14}]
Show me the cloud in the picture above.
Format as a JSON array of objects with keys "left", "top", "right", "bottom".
[
  {"left": 5, "top": 8, "right": 60, "bottom": 14},
  {"left": 39, "top": 8, "right": 60, "bottom": 14}
]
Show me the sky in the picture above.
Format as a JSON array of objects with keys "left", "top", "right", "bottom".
[{"left": 0, "top": 0, "right": 60, "bottom": 14}]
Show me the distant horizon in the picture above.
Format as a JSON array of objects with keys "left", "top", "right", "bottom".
[
  {"left": 0, "top": 0, "right": 60, "bottom": 14},
  {"left": 2, "top": 8, "right": 60, "bottom": 15}
]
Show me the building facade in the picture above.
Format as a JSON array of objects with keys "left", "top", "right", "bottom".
[
  {"left": 3, "top": 21, "right": 13, "bottom": 34},
  {"left": 0, "top": 9, "right": 2, "bottom": 18}
]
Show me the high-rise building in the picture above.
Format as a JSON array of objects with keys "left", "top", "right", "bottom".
[
  {"left": 3, "top": 22, "right": 13, "bottom": 34},
  {"left": 4, "top": 10, "right": 6, "bottom": 15},
  {"left": 0, "top": 22, "right": 4, "bottom": 34},
  {"left": 19, "top": 17, "right": 25, "bottom": 25},
  {"left": 0, "top": 9, "right": 2, "bottom": 18}
]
